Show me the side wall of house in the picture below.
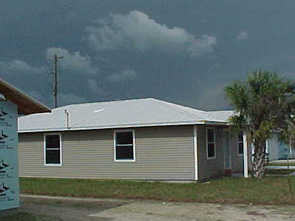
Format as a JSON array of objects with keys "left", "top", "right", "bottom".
[{"left": 18, "top": 126, "right": 195, "bottom": 180}]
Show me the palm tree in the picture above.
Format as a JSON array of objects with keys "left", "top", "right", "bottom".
[{"left": 225, "top": 70, "right": 295, "bottom": 178}]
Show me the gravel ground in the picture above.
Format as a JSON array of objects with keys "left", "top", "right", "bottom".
[{"left": 16, "top": 195, "right": 295, "bottom": 221}]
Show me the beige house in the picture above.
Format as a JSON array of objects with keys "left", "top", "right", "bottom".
[{"left": 18, "top": 98, "right": 250, "bottom": 181}]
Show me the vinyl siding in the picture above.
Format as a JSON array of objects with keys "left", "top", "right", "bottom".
[
  {"left": 230, "top": 133, "right": 244, "bottom": 173},
  {"left": 197, "top": 126, "right": 251, "bottom": 180},
  {"left": 197, "top": 125, "right": 225, "bottom": 180},
  {"left": 19, "top": 125, "right": 195, "bottom": 180}
]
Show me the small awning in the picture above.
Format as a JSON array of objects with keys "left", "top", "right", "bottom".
[{"left": 0, "top": 78, "right": 51, "bottom": 115}]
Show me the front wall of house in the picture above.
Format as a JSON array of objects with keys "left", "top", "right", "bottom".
[
  {"left": 197, "top": 125, "right": 225, "bottom": 179},
  {"left": 229, "top": 133, "right": 244, "bottom": 173},
  {"left": 18, "top": 126, "right": 195, "bottom": 180},
  {"left": 197, "top": 126, "right": 244, "bottom": 180}
]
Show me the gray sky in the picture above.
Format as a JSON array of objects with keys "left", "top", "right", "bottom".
[{"left": 1, "top": 0, "right": 295, "bottom": 110}]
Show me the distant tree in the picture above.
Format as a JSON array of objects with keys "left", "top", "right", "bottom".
[{"left": 225, "top": 70, "right": 295, "bottom": 178}]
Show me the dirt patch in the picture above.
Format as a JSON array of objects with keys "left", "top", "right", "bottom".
[
  {"left": 18, "top": 195, "right": 295, "bottom": 221},
  {"left": 247, "top": 211, "right": 267, "bottom": 217},
  {"left": 19, "top": 196, "right": 126, "bottom": 221}
]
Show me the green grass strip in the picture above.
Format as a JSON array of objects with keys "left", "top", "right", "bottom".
[{"left": 20, "top": 177, "right": 295, "bottom": 205}]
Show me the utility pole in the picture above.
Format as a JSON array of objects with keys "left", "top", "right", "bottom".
[{"left": 52, "top": 54, "right": 63, "bottom": 108}]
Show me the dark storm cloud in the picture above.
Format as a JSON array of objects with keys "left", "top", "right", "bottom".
[
  {"left": 1, "top": 0, "right": 295, "bottom": 110},
  {"left": 85, "top": 10, "right": 216, "bottom": 57}
]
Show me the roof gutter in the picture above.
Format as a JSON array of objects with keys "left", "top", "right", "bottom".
[
  {"left": 201, "top": 120, "right": 230, "bottom": 126},
  {"left": 18, "top": 120, "right": 230, "bottom": 133}
]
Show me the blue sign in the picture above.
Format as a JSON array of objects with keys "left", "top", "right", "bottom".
[{"left": 0, "top": 101, "right": 19, "bottom": 211}]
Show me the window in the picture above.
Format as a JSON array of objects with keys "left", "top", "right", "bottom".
[
  {"left": 44, "top": 134, "right": 62, "bottom": 166},
  {"left": 206, "top": 128, "right": 216, "bottom": 159},
  {"left": 238, "top": 131, "right": 244, "bottom": 156},
  {"left": 114, "top": 130, "right": 135, "bottom": 161}
]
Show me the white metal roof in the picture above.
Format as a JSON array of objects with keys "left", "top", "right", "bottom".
[
  {"left": 18, "top": 98, "right": 234, "bottom": 133},
  {"left": 207, "top": 110, "right": 235, "bottom": 122}
]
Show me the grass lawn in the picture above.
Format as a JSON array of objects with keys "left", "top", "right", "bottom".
[
  {"left": 20, "top": 177, "right": 295, "bottom": 205},
  {"left": 0, "top": 212, "right": 61, "bottom": 221},
  {"left": 268, "top": 162, "right": 295, "bottom": 167},
  {"left": 265, "top": 169, "right": 295, "bottom": 175}
]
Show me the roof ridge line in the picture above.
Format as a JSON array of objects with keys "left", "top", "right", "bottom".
[
  {"left": 151, "top": 98, "right": 207, "bottom": 113},
  {"left": 52, "top": 98, "right": 155, "bottom": 110},
  {"left": 150, "top": 99, "right": 210, "bottom": 120}
]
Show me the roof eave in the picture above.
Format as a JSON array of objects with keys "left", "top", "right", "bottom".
[
  {"left": 201, "top": 120, "right": 230, "bottom": 126},
  {"left": 17, "top": 120, "right": 232, "bottom": 133},
  {"left": 0, "top": 78, "right": 51, "bottom": 115}
]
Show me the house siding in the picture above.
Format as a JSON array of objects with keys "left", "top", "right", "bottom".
[
  {"left": 19, "top": 125, "right": 195, "bottom": 180},
  {"left": 197, "top": 125, "right": 225, "bottom": 180},
  {"left": 197, "top": 126, "right": 249, "bottom": 180},
  {"left": 230, "top": 133, "right": 244, "bottom": 173}
]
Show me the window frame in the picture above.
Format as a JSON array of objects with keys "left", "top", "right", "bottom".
[
  {"left": 44, "top": 133, "right": 63, "bottom": 167},
  {"left": 113, "top": 129, "right": 136, "bottom": 162},
  {"left": 206, "top": 127, "right": 216, "bottom": 160},
  {"left": 237, "top": 131, "right": 244, "bottom": 156}
]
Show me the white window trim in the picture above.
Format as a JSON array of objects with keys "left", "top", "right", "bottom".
[
  {"left": 237, "top": 132, "right": 244, "bottom": 157},
  {"left": 206, "top": 127, "right": 216, "bottom": 160},
  {"left": 243, "top": 132, "right": 249, "bottom": 178},
  {"left": 114, "top": 129, "right": 136, "bottom": 162},
  {"left": 193, "top": 125, "right": 198, "bottom": 181},
  {"left": 44, "top": 133, "right": 63, "bottom": 167}
]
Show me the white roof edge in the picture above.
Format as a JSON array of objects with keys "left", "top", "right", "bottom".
[{"left": 18, "top": 120, "right": 229, "bottom": 133}]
